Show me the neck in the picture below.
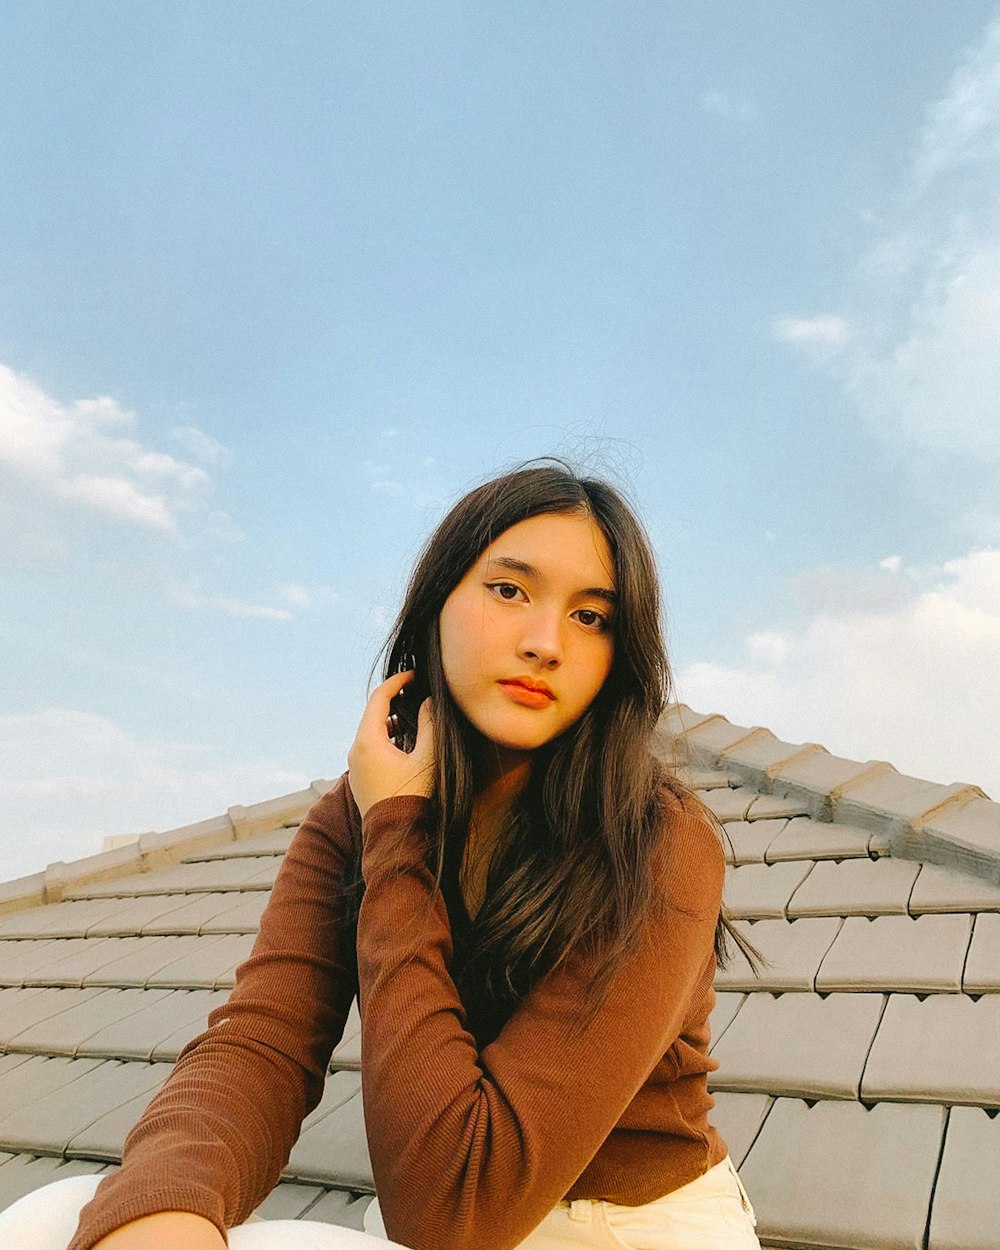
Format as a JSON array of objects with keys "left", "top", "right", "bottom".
[{"left": 473, "top": 743, "right": 532, "bottom": 815}]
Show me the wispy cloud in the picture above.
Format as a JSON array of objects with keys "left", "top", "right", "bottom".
[
  {"left": 677, "top": 548, "right": 1000, "bottom": 799},
  {"left": 168, "top": 585, "right": 294, "bottom": 621},
  {"left": 0, "top": 707, "right": 309, "bottom": 879},
  {"left": 701, "top": 90, "right": 752, "bottom": 122},
  {"left": 772, "top": 315, "right": 850, "bottom": 346},
  {"left": 0, "top": 363, "right": 219, "bottom": 534},
  {"left": 169, "top": 424, "right": 231, "bottom": 467},
  {"left": 775, "top": 15, "right": 1000, "bottom": 513}
]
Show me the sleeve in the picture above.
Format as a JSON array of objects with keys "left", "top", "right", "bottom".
[
  {"left": 357, "top": 791, "right": 724, "bottom": 1250},
  {"left": 67, "top": 776, "right": 361, "bottom": 1250}
]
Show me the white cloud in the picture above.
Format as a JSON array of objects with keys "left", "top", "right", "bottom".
[
  {"left": 772, "top": 316, "right": 850, "bottom": 346},
  {"left": 275, "top": 582, "right": 340, "bottom": 610},
  {"left": 0, "top": 363, "right": 214, "bottom": 534},
  {"left": 676, "top": 549, "right": 1000, "bottom": 800},
  {"left": 169, "top": 425, "right": 231, "bottom": 467},
  {"left": 169, "top": 585, "right": 294, "bottom": 621},
  {"left": 777, "top": 16, "right": 1000, "bottom": 509},
  {"left": 701, "top": 90, "right": 752, "bottom": 121},
  {"left": 0, "top": 707, "right": 309, "bottom": 880}
]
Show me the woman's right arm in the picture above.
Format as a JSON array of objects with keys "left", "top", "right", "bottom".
[{"left": 68, "top": 776, "right": 361, "bottom": 1250}]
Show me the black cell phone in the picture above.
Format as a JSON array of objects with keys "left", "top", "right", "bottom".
[{"left": 387, "top": 670, "right": 428, "bottom": 753}]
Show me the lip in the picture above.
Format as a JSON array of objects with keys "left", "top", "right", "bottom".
[{"left": 498, "top": 678, "right": 555, "bottom": 708}]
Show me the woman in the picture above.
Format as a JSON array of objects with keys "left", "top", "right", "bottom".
[{"left": 2, "top": 460, "right": 760, "bottom": 1250}]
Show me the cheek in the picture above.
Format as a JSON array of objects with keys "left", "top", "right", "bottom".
[{"left": 439, "top": 595, "right": 491, "bottom": 688}]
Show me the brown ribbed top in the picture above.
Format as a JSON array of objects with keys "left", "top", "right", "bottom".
[{"left": 69, "top": 774, "right": 727, "bottom": 1250}]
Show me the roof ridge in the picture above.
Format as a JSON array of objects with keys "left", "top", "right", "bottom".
[
  {"left": 658, "top": 705, "right": 999, "bottom": 885},
  {"left": 0, "top": 780, "right": 338, "bottom": 919}
]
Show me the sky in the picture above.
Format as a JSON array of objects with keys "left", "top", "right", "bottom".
[{"left": 2, "top": 2, "right": 999, "bottom": 882}]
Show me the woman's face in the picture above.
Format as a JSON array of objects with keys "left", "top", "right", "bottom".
[{"left": 438, "top": 510, "right": 617, "bottom": 759}]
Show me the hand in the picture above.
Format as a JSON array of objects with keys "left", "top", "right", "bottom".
[
  {"left": 348, "top": 670, "right": 435, "bottom": 818},
  {"left": 92, "top": 1211, "right": 226, "bottom": 1249}
]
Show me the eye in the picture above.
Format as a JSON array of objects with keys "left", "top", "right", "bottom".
[
  {"left": 486, "top": 581, "right": 526, "bottom": 602},
  {"left": 574, "top": 608, "right": 612, "bottom": 632}
]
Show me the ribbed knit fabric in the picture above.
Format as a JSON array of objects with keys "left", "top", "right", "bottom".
[{"left": 68, "top": 774, "right": 727, "bottom": 1250}]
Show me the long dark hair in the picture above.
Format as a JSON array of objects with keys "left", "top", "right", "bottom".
[{"left": 359, "top": 458, "right": 752, "bottom": 1045}]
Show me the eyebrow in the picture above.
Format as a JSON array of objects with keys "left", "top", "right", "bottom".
[{"left": 486, "top": 555, "right": 619, "bottom": 606}]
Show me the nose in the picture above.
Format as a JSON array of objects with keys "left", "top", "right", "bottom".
[{"left": 517, "top": 610, "right": 562, "bottom": 669}]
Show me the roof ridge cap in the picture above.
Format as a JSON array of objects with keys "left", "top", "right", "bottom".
[
  {"left": 0, "top": 778, "right": 338, "bottom": 918},
  {"left": 657, "top": 705, "right": 999, "bottom": 881}
]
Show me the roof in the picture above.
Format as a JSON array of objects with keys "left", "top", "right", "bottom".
[{"left": 1, "top": 704, "right": 998, "bottom": 1247}]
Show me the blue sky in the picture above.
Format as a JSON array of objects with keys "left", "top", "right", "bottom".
[{"left": 2, "top": 2, "right": 999, "bottom": 880}]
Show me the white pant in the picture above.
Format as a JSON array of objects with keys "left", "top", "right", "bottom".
[{"left": 0, "top": 1158, "right": 759, "bottom": 1250}]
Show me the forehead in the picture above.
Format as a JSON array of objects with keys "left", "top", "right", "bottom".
[{"left": 480, "top": 512, "right": 615, "bottom": 584}]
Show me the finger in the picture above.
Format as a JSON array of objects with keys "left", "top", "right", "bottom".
[{"left": 359, "top": 670, "right": 415, "bottom": 734}]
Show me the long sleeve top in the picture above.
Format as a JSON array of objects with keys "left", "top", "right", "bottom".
[{"left": 68, "top": 772, "right": 728, "bottom": 1250}]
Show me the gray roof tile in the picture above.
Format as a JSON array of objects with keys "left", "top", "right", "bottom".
[
  {"left": 66, "top": 1064, "right": 173, "bottom": 1160},
  {"left": 909, "top": 863, "right": 1000, "bottom": 914},
  {"left": 720, "top": 820, "right": 788, "bottom": 865},
  {"left": 0, "top": 1057, "right": 166, "bottom": 1153},
  {"left": 0, "top": 1053, "right": 36, "bottom": 1080},
  {"left": 0, "top": 1055, "right": 105, "bottom": 1127},
  {"left": 745, "top": 793, "right": 813, "bottom": 820},
  {"left": 764, "top": 815, "right": 873, "bottom": 862},
  {"left": 65, "top": 856, "right": 279, "bottom": 900},
  {"left": 723, "top": 862, "right": 814, "bottom": 919},
  {"left": 710, "top": 991, "right": 885, "bottom": 1100},
  {"left": 739, "top": 1098, "right": 946, "bottom": 1250},
  {"left": 128, "top": 892, "right": 254, "bottom": 936},
  {"left": 928, "top": 1106, "right": 1000, "bottom": 1250},
  {"left": 252, "top": 1181, "right": 326, "bottom": 1221},
  {"left": 964, "top": 913, "right": 1000, "bottom": 992},
  {"left": 708, "top": 992, "right": 745, "bottom": 1047},
  {"left": 676, "top": 768, "right": 741, "bottom": 792},
  {"left": 21, "top": 937, "right": 167, "bottom": 988},
  {"left": 786, "top": 857, "right": 920, "bottom": 918},
  {"left": 0, "top": 1155, "right": 108, "bottom": 1212},
  {"left": 706, "top": 1092, "right": 772, "bottom": 1168},
  {"left": 769, "top": 752, "right": 889, "bottom": 815},
  {"left": 287, "top": 1075, "right": 372, "bottom": 1190},
  {"left": 699, "top": 786, "right": 758, "bottom": 823},
  {"left": 816, "top": 914, "right": 973, "bottom": 993},
  {"left": 192, "top": 828, "right": 295, "bottom": 860},
  {"left": 833, "top": 771, "right": 979, "bottom": 835},
  {"left": 714, "top": 918, "right": 844, "bottom": 992},
  {"left": 716, "top": 732, "right": 822, "bottom": 782},
  {"left": 0, "top": 987, "right": 109, "bottom": 1050},
  {"left": 4, "top": 987, "right": 131, "bottom": 1056},
  {"left": 330, "top": 999, "right": 362, "bottom": 1070},
  {"left": 84, "top": 894, "right": 212, "bottom": 937},
  {"left": 0, "top": 898, "right": 130, "bottom": 939},
  {"left": 0, "top": 938, "right": 62, "bottom": 986},
  {"left": 680, "top": 717, "right": 760, "bottom": 757},
  {"left": 69, "top": 988, "right": 184, "bottom": 1059},
  {"left": 300, "top": 1188, "right": 375, "bottom": 1230},
  {"left": 150, "top": 991, "right": 231, "bottom": 1061},
  {"left": 918, "top": 797, "right": 1000, "bottom": 883},
  {"left": 141, "top": 932, "right": 254, "bottom": 989},
  {"left": 861, "top": 993, "right": 1000, "bottom": 1107},
  {"left": 199, "top": 891, "right": 270, "bottom": 935}
]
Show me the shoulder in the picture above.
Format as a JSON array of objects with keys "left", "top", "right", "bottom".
[
  {"left": 649, "top": 776, "right": 726, "bottom": 918},
  {"left": 294, "top": 771, "right": 363, "bottom": 850}
]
